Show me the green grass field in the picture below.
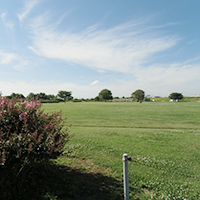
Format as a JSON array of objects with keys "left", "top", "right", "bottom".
[{"left": 43, "top": 102, "right": 200, "bottom": 199}]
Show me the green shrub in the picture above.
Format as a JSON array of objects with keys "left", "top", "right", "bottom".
[
  {"left": 72, "top": 99, "right": 82, "bottom": 102},
  {"left": 40, "top": 99, "right": 60, "bottom": 103},
  {"left": 0, "top": 97, "right": 71, "bottom": 170}
]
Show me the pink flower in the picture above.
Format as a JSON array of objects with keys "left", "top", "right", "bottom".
[
  {"left": 21, "top": 100, "right": 29, "bottom": 107},
  {"left": 19, "top": 112, "right": 27, "bottom": 121},
  {"left": 20, "top": 100, "right": 41, "bottom": 110},
  {"left": 0, "top": 110, "right": 7, "bottom": 114},
  {"left": 36, "top": 101, "right": 41, "bottom": 106},
  {"left": 0, "top": 97, "right": 6, "bottom": 106},
  {"left": 27, "top": 101, "right": 36, "bottom": 110}
]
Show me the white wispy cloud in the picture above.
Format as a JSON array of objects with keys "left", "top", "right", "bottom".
[
  {"left": 91, "top": 80, "right": 99, "bottom": 85},
  {"left": 0, "top": 80, "right": 101, "bottom": 98},
  {"left": 139, "top": 64, "right": 200, "bottom": 84},
  {"left": 17, "top": 0, "right": 40, "bottom": 22},
  {"left": 27, "top": 46, "right": 40, "bottom": 55},
  {"left": 13, "top": 60, "right": 30, "bottom": 71},
  {"left": 0, "top": 50, "right": 29, "bottom": 71},
  {"left": 1, "top": 62, "right": 199, "bottom": 97},
  {"left": 29, "top": 14, "right": 179, "bottom": 74},
  {"left": 23, "top": 12, "right": 200, "bottom": 97},
  {"left": 0, "top": 50, "right": 17, "bottom": 64},
  {"left": 1, "top": 12, "right": 14, "bottom": 29}
]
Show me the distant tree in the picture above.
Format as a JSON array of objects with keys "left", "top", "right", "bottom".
[
  {"left": 27, "top": 93, "right": 56, "bottom": 100},
  {"left": 26, "top": 92, "right": 38, "bottom": 100},
  {"left": 99, "top": 89, "right": 113, "bottom": 101},
  {"left": 132, "top": 89, "right": 145, "bottom": 103},
  {"left": 169, "top": 93, "right": 183, "bottom": 101},
  {"left": 38, "top": 92, "right": 47, "bottom": 100},
  {"left": 46, "top": 94, "right": 56, "bottom": 100},
  {"left": 94, "top": 96, "right": 100, "bottom": 101},
  {"left": 10, "top": 93, "right": 25, "bottom": 99},
  {"left": 57, "top": 91, "right": 73, "bottom": 101}
]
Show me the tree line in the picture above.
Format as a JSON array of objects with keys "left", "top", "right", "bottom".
[
  {"left": 97, "top": 89, "right": 183, "bottom": 102},
  {"left": 3, "top": 89, "right": 184, "bottom": 103},
  {"left": 5, "top": 91, "right": 73, "bottom": 103}
]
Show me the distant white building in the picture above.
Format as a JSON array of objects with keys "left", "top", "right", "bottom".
[{"left": 169, "top": 99, "right": 179, "bottom": 102}]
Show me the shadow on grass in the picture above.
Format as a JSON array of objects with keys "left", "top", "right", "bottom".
[{"left": 0, "top": 162, "right": 124, "bottom": 200}]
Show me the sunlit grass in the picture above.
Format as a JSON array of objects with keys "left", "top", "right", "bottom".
[{"left": 43, "top": 102, "right": 200, "bottom": 199}]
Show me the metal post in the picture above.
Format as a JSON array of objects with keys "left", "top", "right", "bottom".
[{"left": 123, "top": 153, "right": 129, "bottom": 200}]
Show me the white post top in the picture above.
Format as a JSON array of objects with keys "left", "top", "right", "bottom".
[{"left": 123, "top": 153, "right": 128, "bottom": 161}]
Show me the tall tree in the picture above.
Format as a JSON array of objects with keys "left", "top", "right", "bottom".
[
  {"left": 132, "top": 89, "right": 145, "bottom": 103},
  {"left": 99, "top": 89, "right": 113, "bottom": 101},
  {"left": 57, "top": 91, "right": 73, "bottom": 101}
]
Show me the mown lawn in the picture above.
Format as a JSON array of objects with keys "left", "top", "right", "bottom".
[{"left": 42, "top": 102, "right": 200, "bottom": 199}]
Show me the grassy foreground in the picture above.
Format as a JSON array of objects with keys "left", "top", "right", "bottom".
[
  {"left": 2, "top": 102, "right": 198, "bottom": 199},
  {"left": 42, "top": 102, "right": 200, "bottom": 199}
]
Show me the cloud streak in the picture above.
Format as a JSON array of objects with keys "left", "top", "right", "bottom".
[
  {"left": 9, "top": 9, "right": 199, "bottom": 97},
  {"left": 0, "top": 80, "right": 102, "bottom": 98},
  {"left": 1, "top": 61, "right": 199, "bottom": 98},
  {"left": 0, "top": 50, "right": 17, "bottom": 64},
  {"left": 91, "top": 80, "right": 99, "bottom": 85},
  {"left": 0, "top": 50, "right": 29, "bottom": 71},
  {"left": 29, "top": 14, "right": 180, "bottom": 74},
  {"left": 17, "top": 0, "right": 40, "bottom": 22},
  {"left": 1, "top": 12, "right": 14, "bottom": 29}
]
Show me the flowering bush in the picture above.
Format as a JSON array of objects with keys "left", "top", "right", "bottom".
[{"left": 0, "top": 97, "right": 71, "bottom": 169}]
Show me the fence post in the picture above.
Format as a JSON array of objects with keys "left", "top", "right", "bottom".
[{"left": 123, "top": 153, "right": 129, "bottom": 200}]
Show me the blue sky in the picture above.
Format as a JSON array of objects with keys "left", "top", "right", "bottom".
[{"left": 0, "top": 0, "right": 200, "bottom": 98}]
